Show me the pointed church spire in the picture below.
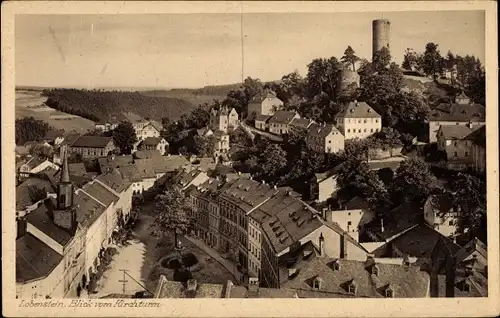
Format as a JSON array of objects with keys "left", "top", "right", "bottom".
[{"left": 60, "top": 145, "right": 70, "bottom": 183}]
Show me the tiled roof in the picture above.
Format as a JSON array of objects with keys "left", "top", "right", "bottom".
[
  {"left": 438, "top": 125, "right": 479, "bottom": 140},
  {"left": 96, "top": 169, "right": 131, "bottom": 194},
  {"left": 262, "top": 200, "right": 329, "bottom": 254},
  {"left": 228, "top": 285, "right": 298, "bottom": 298},
  {"left": 255, "top": 114, "right": 272, "bottom": 123},
  {"left": 197, "top": 127, "right": 213, "bottom": 136},
  {"left": 430, "top": 103, "right": 485, "bottom": 122},
  {"left": 364, "top": 202, "right": 423, "bottom": 242},
  {"left": 155, "top": 277, "right": 225, "bottom": 298},
  {"left": 133, "top": 150, "right": 163, "bottom": 160},
  {"left": 249, "top": 90, "right": 280, "bottom": 104},
  {"left": 281, "top": 256, "right": 430, "bottom": 298},
  {"left": 16, "top": 233, "right": 63, "bottom": 283},
  {"left": 141, "top": 137, "right": 165, "bottom": 147},
  {"left": 219, "top": 178, "right": 278, "bottom": 213},
  {"left": 97, "top": 155, "right": 134, "bottom": 172},
  {"left": 314, "top": 162, "right": 346, "bottom": 182},
  {"left": 25, "top": 199, "right": 74, "bottom": 247},
  {"left": 148, "top": 120, "right": 164, "bottom": 132},
  {"left": 61, "top": 133, "right": 82, "bottom": 147},
  {"left": 25, "top": 157, "right": 47, "bottom": 170},
  {"left": 454, "top": 237, "right": 488, "bottom": 265},
  {"left": 16, "top": 176, "right": 56, "bottom": 210},
  {"left": 307, "top": 123, "right": 341, "bottom": 138},
  {"left": 389, "top": 223, "right": 460, "bottom": 259},
  {"left": 68, "top": 163, "right": 87, "bottom": 176},
  {"left": 337, "top": 101, "right": 381, "bottom": 119},
  {"left": 249, "top": 191, "right": 303, "bottom": 224},
  {"left": 82, "top": 181, "right": 120, "bottom": 207},
  {"left": 290, "top": 118, "right": 314, "bottom": 129},
  {"left": 71, "top": 136, "right": 113, "bottom": 148},
  {"left": 437, "top": 274, "right": 487, "bottom": 297},
  {"left": 73, "top": 190, "right": 107, "bottom": 227},
  {"left": 366, "top": 158, "right": 404, "bottom": 171},
  {"left": 466, "top": 125, "right": 486, "bottom": 146},
  {"left": 268, "top": 111, "right": 297, "bottom": 124}
]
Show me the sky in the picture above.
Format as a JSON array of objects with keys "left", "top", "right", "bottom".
[{"left": 15, "top": 11, "right": 485, "bottom": 89}]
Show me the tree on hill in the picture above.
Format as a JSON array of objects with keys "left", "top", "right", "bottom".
[
  {"left": 402, "top": 48, "right": 422, "bottom": 71},
  {"left": 112, "top": 121, "right": 138, "bottom": 155},
  {"left": 449, "top": 173, "right": 486, "bottom": 240},
  {"left": 305, "top": 57, "right": 342, "bottom": 100},
  {"left": 372, "top": 47, "right": 392, "bottom": 72},
  {"left": 341, "top": 46, "right": 360, "bottom": 71},
  {"left": 384, "top": 91, "right": 430, "bottom": 136},
  {"left": 29, "top": 143, "right": 54, "bottom": 159},
  {"left": 253, "top": 143, "right": 287, "bottom": 181},
  {"left": 15, "top": 117, "right": 50, "bottom": 145},
  {"left": 183, "top": 103, "right": 211, "bottom": 129},
  {"left": 392, "top": 158, "right": 438, "bottom": 205},
  {"left": 151, "top": 186, "right": 193, "bottom": 249},
  {"left": 421, "top": 42, "right": 443, "bottom": 79}
]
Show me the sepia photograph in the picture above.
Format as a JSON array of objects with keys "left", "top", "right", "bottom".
[{"left": 2, "top": 1, "right": 498, "bottom": 317}]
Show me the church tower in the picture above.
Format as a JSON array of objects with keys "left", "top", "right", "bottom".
[{"left": 53, "top": 145, "right": 77, "bottom": 231}]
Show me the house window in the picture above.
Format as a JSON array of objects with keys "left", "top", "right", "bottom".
[
  {"left": 364, "top": 129, "right": 367, "bottom": 133},
  {"left": 348, "top": 221, "right": 352, "bottom": 226},
  {"left": 358, "top": 129, "right": 361, "bottom": 133},
  {"left": 454, "top": 152, "right": 458, "bottom": 157},
  {"left": 465, "top": 151, "right": 469, "bottom": 156},
  {"left": 364, "top": 119, "right": 367, "bottom": 123},
  {"left": 347, "top": 129, "right": 350, "bottom": 133}
]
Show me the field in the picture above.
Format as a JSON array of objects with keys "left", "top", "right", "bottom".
[{"left": 15, "top": 90, "right": 96, "bottom": 133}]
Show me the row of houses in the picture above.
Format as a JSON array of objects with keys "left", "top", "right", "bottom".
[
  {"left": 169, "top": 168, "right": 487, "bottom": 298},
  {"left": 95, "top": 112, "right": 163, "bottom": 141},
  {"left": 15, "top": 149, "right": 134, "bottom": 299},
  {"left": 251, "top": 99, "right": 383, "bottom": 154}
]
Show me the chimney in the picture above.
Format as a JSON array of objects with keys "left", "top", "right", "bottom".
[
  {"left": 340, "top": 234, "right": 348, "bottom": 259},
  {"left": 380, "top": 218, "right": 385, "bottom": 233},
  {"left": 319, "top": 232, "right": 325, "bottom": 256},
  {"left": 273, "top": 185, "right": 277, "bottom": 190},
  {"left": 248, "top": 277, "right": 259, "bottom": 294},
  {"left": 262, "top": 180, "right": 266, "bottom": 185},
  {"left": 321, "top": 207, "right": 328, "bottom": 221},
  {"left": 186, "top": 279, "right": 198, "bottom": 297},
  {"left": 467, "top": 121, "right": 473, "bottom": 129}
]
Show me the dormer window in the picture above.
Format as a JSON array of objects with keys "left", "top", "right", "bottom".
[
  {"left": 312, "top": 277, "right": 323, "bottom": 290},
  {"left": 385, "top": 287, "right": 394, "bottom": 298},
  {"left": 372, "top": 265, "right": 379, "bottom": 276},
  {"left": 332, "top": 261, "right": 340, "bottom": 271},
  {"left": 348, "top": 282, "right": 357, "bottom": 294}
]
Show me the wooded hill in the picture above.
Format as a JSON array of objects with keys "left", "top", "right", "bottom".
[{"left": 41, "top": 88, "right": 196, "bottom": 123}]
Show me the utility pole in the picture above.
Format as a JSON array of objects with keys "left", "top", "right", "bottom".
[{"left": 118, "top": 269, "right": 129, "bottom": 294}]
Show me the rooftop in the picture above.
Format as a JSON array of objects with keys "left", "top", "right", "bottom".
[
  {"left": 307, "top": 123, "right": 341, "bottom": 138},
  {"left": 268, "top": 111, "right": 298, "bottom": 124},
  {"left": 141, "top": 137, "right": 166, "bottom": 147},
  {"left": 82, "top": 181, "right": 120, "bottom": 207},
  {"left": 431, "top": 103, "right": 485, "bottom": 122},
  {"left": 438, "top": 125, "right": 480, "bottom": 140},
  {"left": 290, "top": 118, "right": 314, "bottom": 129},
  {"left": 255, "top": 114, "right": 272, "bottom": 122},
  {"left": 337, "top": 101, "right": 381, "bottom": 119},
  {"left": 16, "top": 233, "right": 63, "bottom": 283},
  {"left": 249, "top": 90, "right": 281, "bottom": 104},
  {"left": 16, "top": 176, "right": 56, "bottom": 210},
  {"left": 220, "top": 178, "right": 278, "bottom": 213},
  {"left": 25, "top": 199, "right": 74, "bottom": 247},
  {"left": 71, "top": 136, "right": 114, "bottom": 148},
  {"left": 281, "top": 256, "right": 430, "bottom": 298}
]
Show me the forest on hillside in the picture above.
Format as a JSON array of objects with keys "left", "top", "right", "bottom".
[{"left": 41, "top": 89, "right": 196, "bottom": 123}]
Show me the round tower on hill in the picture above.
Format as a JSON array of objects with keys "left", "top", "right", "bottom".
[
  {"left": 372, "top": 19, "right": 391, "bottom": 59},
  {"left": 337, "top": 69, "right": 361, "bottom": 93}
]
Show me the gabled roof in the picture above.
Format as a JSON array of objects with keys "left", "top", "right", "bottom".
[
  {"left": 60, "top": 133, "right": 82, "bottom": 147},
  {"left": 268, "top": 111, "right": 297, "bottom": 124},
  {"left": 73, "top": 190, "right": 108, "bottom": 227},
  {"left": 249, "top": 90, "right": 281, "bottom": 104},
  {"left": 337, "top": 101, "right": 381, "bottom": 119},
  {"left": 290, "top": 118, "right": 314, "bottom": 129},
  {"left": 16, "top": 176, "right": 56, "bottom": 210},
  {"left": 134, "top": 150, "right": 163, "bottom": 160},
  {"left": 24, "top": 156, "right": 48, "bottom": 171},
  {"left": 81, "top": 181, "right": 119, "bottom": 207},
  {"left": 255, "top": 114, "right": 272, "bottom": 123},
  {"left": 388, "top": 223, "right": 460, "bottom": 259},
  {"left": 220, "top": 178, "right": 278, "bottom": 213},
  {"left": 149, "top": 120, "right": 163, "bottom": 132},
  {"left": 71, "top": 136, "right": 114, "bottom": 148},
  {"left": 25, "top": 199, "right": 74, "bottom": 247},
  {"left": 454, "top": 237, "right": 488, "bottom": 265},
  {"left": 307, "top": 123, "right": 341, "bottom": 138},
  {"left": 281, "top": 256, "right": 430, "bottom": 298},
  {"left": 123, "top": 112, "right": 146, "bottom": 124},
  {"left": 96, "top": 169, "right": 131, "bottom": 194},
  {"left": 141, "top": 137, "right": 166, "bottom": 147},
  {"left": 431, "top": 103, "right": 485, "bottom": 122},
  {"left": 43, "top": 130, "right": 64, "bottom": 141},
  {"left": 16, "top": 233, "right": 63, "bottom": 283},
  {"left": 438, "top": 125, "right": 479, "bottom": 140},
  {"left": 466, "top": 125, "right": 486, "bottom": 146}
]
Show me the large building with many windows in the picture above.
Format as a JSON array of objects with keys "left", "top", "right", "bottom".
[{"left": 335, "top": 101, "right": 382, "bottom": 140}]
